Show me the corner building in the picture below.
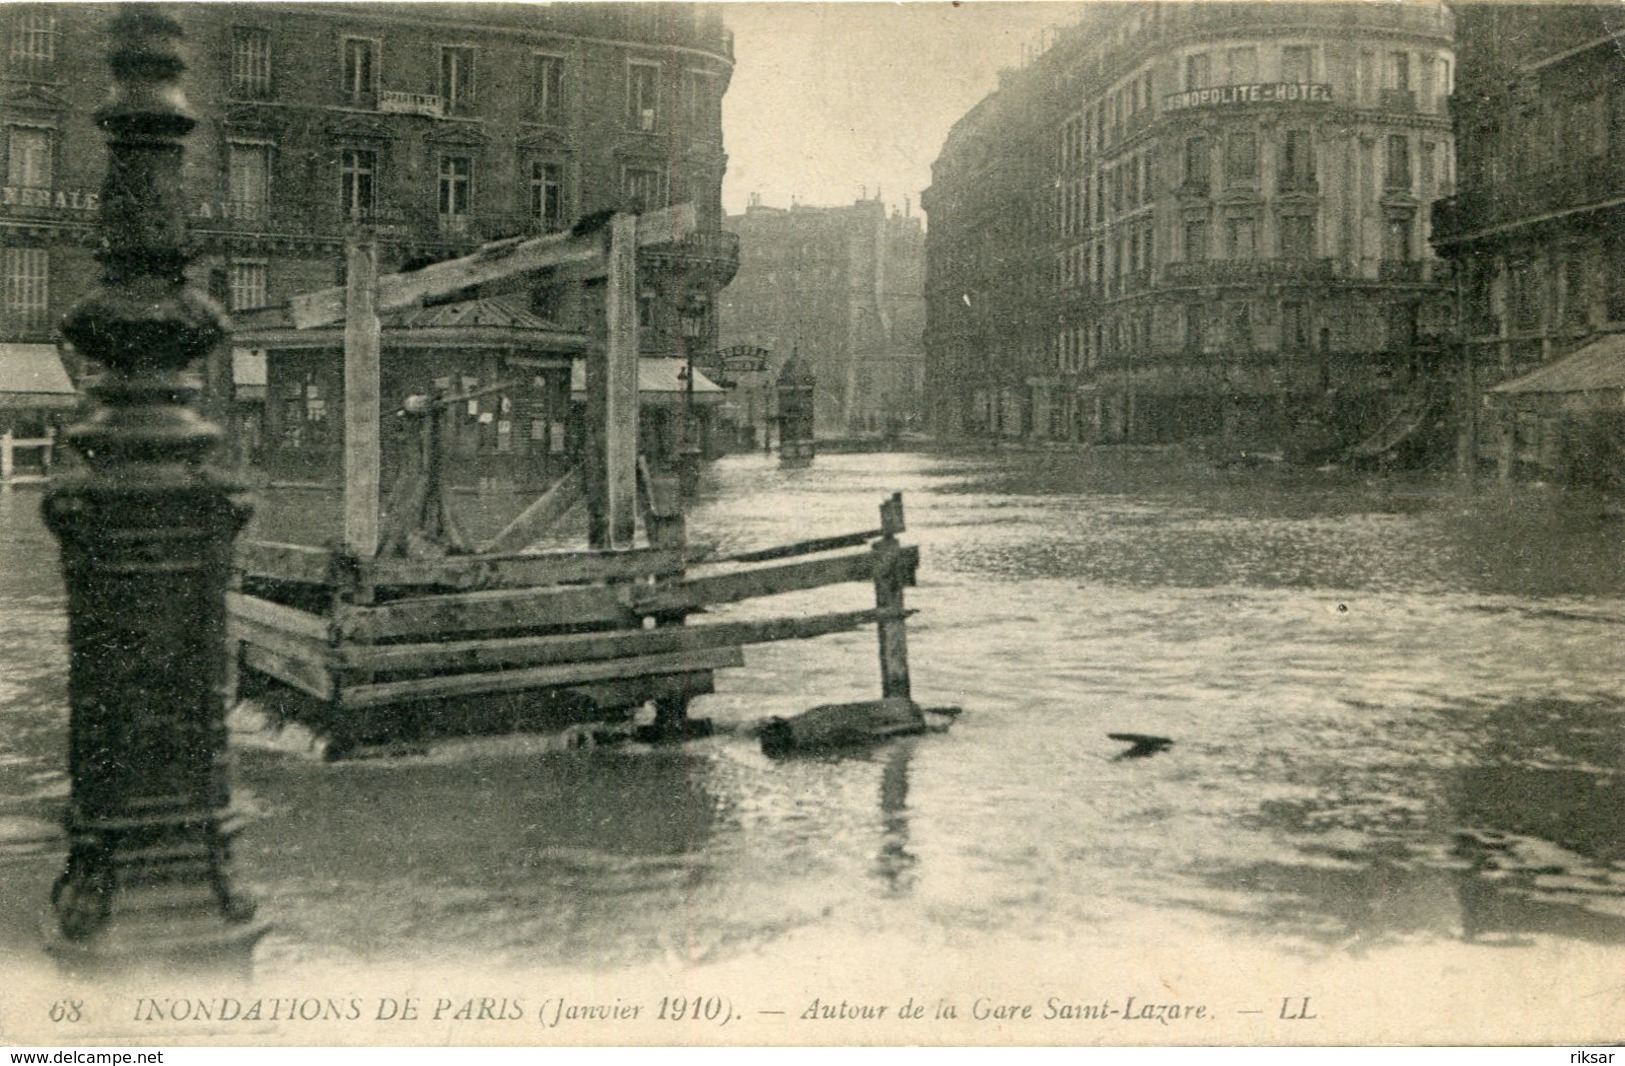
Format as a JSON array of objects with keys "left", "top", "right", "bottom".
[
  {"left": 924, "top": 2, "right": 1456, "bottom": 453},
  {"left": 0, "top": 3, "right": 737, "bottom": 471}
]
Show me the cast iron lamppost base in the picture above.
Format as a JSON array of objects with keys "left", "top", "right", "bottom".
[{"left": 42, "top": 4, "right": 264, "bottom": 974}]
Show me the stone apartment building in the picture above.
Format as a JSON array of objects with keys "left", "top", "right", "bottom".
[
  {"left": 720, "top": 194, "right": 925, "bottom": 438},
  {"left": 924, "top": 2, "right": 1456, "bottom": 457},
  {"left": 1433, "top": 3, "right": 1625, "bottom": 485},
  {"left": 0, "top": 2, "right": 737, "bottom": 482}
]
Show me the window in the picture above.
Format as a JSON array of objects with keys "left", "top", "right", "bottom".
[
  {"left": 1280, "top": 214, "right": 1316, "bottom": 259},
  {"left": 1226, "top": 216, "right": 1256, "bottom": 260},
  {"left": 11, "top": 10, "right": 56, "bottom": 81},
  {"left": 1226, "top": 46, "right": 1256, "bottom": 84},
  {"left": 627, "top": 62, "right": 660, "bottom": 131},
  {"left": 622, "top": 166, "right": 666, "bottom": 213},
  {"left": 227, "top": 141, "right": 270, "bottom": 221},
  {"left": 1387, "top": 51, "right": 1410, "bottom": 92},
  {"left": 1384, "top": 216, "right": 1412, "bottom": 262},
  {"left": 339, "top": 148, "right": 375, "bottom": 219},
  {"left": 1184, "top": 218, "right": 1208, "bottom": 262},
  {"left": 534, "top": 54, "right": 565, "bottom": 124},
  {"left": 440, "top": 46, "right": 475, "bottom": 114},
  {"left": 1183, "top": 52, "right": 1210, "bottom": 91},
  {"left": 1281, "top": 302, "right": 1310, "bottom": 350},
  {"left": 342, "top": 38, "right": 376, "bottom": 105},
  {"left": 683, "top": 69, "right": 713, "bottom": 131},
  {"left": 2, "top": 247, "right": 49, "bottom": 333},
  {"left": 1184, "top": 303, "right": 1207, "bottom": 351},
  {"left": 439, "top": 155, "right": 473, "bottom": 222},
  {"left": 228, "top": 261, "right": 267, "bottom": 311},
  {"left": 230, "top": 27, "right": 270, "bottom": 98},
  {"left": 1225, "top": 130, "right": 1257, "bottom": 186},
  {"left": 1385, "top": 134, "right": 1411, "bottom": 192},
  {"left": 1280, "top": 129, "right": 1315, "bottom": 190},
  {"left": 1183, "top": 134, "right": 1209, "bottom": 191},
  {"left": 1228, "top": 302, "right": 1252, "bottom": 349},
  {"left": 6, "top": 126, "right": 52, "bottom": 189},
  {"left": 1280, "top": 45, "right": 1314, "bottom": 84},
  {"left": 528, "top": 159, "right": 563, "bottom": 231}
]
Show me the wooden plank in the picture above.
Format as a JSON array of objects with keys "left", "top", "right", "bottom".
[
  {"left": 341, "top": 607, "right": 897, "bottom": 674},
  {"left": 344, "top": 240, "right": 382, "bottom": 558},
  {"left": 722, "top": 528, "right": 884, "bottom": 563},
  {"left": 242, "top": 643, "right": 335, "bottom": 702},
  {"left": 604, "top": 213, "right": 639, "bottom": 548},
  {"left": 338, "top": 547, "right": 917, "bottom": 642},
  {"left": 482, "top": 466, "right": 584, "bottom": 555},
  {"left": 629, "top": 546, "right": 919, "bottom": 615},
  {"left": 337, "top": 582, "right": 635, "bottom": 642},
  {"left": 338, "top": 647, "right": 744, "bottom": 710},
  {"left": 237, "top": 541, "right": 338, "bottom": 585},
  {"left": 361, "top": 545, "right": 683, "bottom": 591},
  {"left": 289, "top": 203, "right": 697, "bottom": 329},
  {"left": 231, "top": 614, "right": 334, "bottom": 672},
  {"left": 227, "top": 591, "right": 331, "bottom": 642}
]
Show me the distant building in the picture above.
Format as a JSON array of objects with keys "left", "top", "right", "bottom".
[
  {"left": 720, "top": 194, "right": 925, "bottom": 439},
  {"left": 1432, "top": 4, "right": 1625, "bottom": 486},
  {"left": 0, "top": 2, "right": 737, "bottom": 485},
  {"left": 923, "top": 2, "right": 1456, "bottom": 457}
]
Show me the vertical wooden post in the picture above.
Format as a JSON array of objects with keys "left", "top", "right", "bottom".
[
  {"left": 1, "top": 429, "right": 12, "bottom": 483},
  {"left": 344, "top": 239, "right": 381, "bottom": 558},
  {"left": 606, "top": 214, "right": 640, "bottom": 548},
  {"left": 589, "top": 213, "right": 640, "bottom": 549},
  {"left": 872, "top": 492, "right": 911, "bottom": 702},
  {"left": 45, "top": 4, "right": 263, "bottom": 972}
]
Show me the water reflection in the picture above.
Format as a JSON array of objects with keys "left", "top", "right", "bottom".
[
  {"left": 1, "top": 452, "right": 1623, "bottom": 975},
  {"left": 874, "top": 741, "right": 917, "bottom": 896}
]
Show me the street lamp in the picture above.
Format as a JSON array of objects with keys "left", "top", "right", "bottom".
[{"left": 678, "top": 293, "right": 707, "bottom": 492}]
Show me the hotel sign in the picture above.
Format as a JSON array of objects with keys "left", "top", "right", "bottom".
[{"left": 1163, "top": 82, "right": 1332, "bottom": 112}]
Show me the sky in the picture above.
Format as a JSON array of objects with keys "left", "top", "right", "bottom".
[{"left": 719, "top": 3, "right": 1092, "bottom": 219}]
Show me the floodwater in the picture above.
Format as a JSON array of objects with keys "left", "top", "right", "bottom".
[{"left": 1, "top": 449, "right": 1622, "bottom": 1040}]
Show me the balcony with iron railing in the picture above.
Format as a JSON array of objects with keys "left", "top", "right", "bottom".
[
  {"left": 642, "top": 228, "right": 741, "bottom": 286},
  {"left": 1379, "top": 88, "right": 1417, "bottom": 113},
  {"left": 1161, "top": 258, "right": 1337, "bottom": 287}
]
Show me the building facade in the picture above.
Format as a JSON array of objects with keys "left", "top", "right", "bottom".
[
  {"left": 924, "top": 2, "right": 1456, "bottom": 456},
  {"left": 0, "top": 2, "right": 737, "bottom": 479},
  {"left": 720, "top": 194, "right": 925, "bottom": 439},
  {"left": 1433, "top": 4, "right": 1625, "bottom": 485}
]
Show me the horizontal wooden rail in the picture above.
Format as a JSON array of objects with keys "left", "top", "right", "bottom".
[
  {"left": 290, "top": 204, "right": 696, "bottom": 329},
  {"left": 340, "top": 607, "right": 906, "bottom": 675},
  {"left": 718, "top": 528, "right": 884, "bottom": 563},
  {"left": 227, "top": 591, "right": 332, "bottom": 642},
  {"left": 362, "top": 546, "right": 682, "bottom": 591},
  {"left": 333, "top": 546, "right": 918, "bottom": 643},
  {"left": 238, "top": 541, "right": 341, "bottom": 585},
  {"left": 338, "top": 647, "right": 744, "bottom": 709}
]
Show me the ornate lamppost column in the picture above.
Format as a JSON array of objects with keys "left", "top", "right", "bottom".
[{"left": 42, "top": 6, "right": 264, "bottom": 972}]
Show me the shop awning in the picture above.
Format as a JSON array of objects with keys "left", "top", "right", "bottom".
[
  {"left": 1491, "top": 333, "right": 1625, "bottom": 395},
  {"left": 570, "top": 358, "right": 726, "bottom": 406},
  {"left": 0, "top": 343, "right": 77, "bottom": 409}
]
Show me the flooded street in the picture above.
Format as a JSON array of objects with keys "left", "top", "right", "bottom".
[{"left": 1, "top": 449, "right": 1622, "bottom": 1041}]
